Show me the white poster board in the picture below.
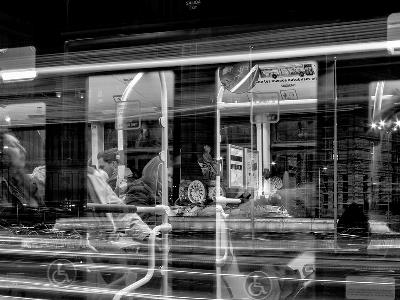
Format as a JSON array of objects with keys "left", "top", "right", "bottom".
[
  {"left": 254, "top": 61, "right": 318, "bottom": 100},
  {"left": 227, "top": 144, "right": 244, "bottom": 188},
  {"left": 244, "top": 148, "right": 259, "bottom": 189},
  {"left": 220, "top": 61, "right": 318, "bottom": 108}
]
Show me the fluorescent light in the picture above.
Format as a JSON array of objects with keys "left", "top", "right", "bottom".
[
  {"left": 35, "top": 40, "right": 400, "bottom": 76},
  {"left": 1, "top": 69, "right": 37, "bottom": 82}
]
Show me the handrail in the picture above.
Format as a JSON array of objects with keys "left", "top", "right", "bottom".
[
  {"left": 215, "top": 196, "right": 242, "bottom": 204},
  {"left": 112, "top": 223, "right": 172, "bottom": 300},
  {"left": 215, "top": 205, "right": 229, "bottom": 266},
  {"left": 85, "top": 203, "right": 170, "bottom": 215},
  {"left": 215, "top": 83, "right": 243, "bottom": 299},
  {"left": 55, "top": 205, "right": 171, "bottom": 232},
  {"left": 116, "top": 72, "right": 144, "bottom": 188},
  {"left": 159, "top": 71, "right": 170, "bottom": 297},
  {"left": 86, "top": 203, "right": 137, "bottom": 213}
]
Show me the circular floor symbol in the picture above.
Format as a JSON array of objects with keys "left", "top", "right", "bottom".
[
  {"left": 245, "top": 271, "right": 273, "bottom": 300},
  {"left": 47, "top": 259, "right": 77, "bottom": 286}
]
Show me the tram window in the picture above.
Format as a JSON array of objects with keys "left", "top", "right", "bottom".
[
  {"left": 88, "top": 71, "right": 175, "bottom": 210},
  {"left": 216, "top": 60, "right": 320, "bottom": 219}
]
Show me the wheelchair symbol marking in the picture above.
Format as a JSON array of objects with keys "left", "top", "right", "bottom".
[
  {"left": 245, "top": 271, "right": 272, "bottom": 300},
  {"left": 47, "top": 259, "right": 77, "bottom": 286}
]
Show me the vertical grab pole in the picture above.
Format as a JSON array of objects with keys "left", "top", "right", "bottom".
[
  {"left": 263, "top": 122, "right": 271, "bottom": 197},
  {"left": 256, "top": 123, "right": 263, "bottom": 196},
  {"left": 159, "top": 72, "right": 170, "bottom": 296},
  {"left": 216, "top": 85, "right": 224, "bottom": 300},
  {"left": 117, "top": 72, "right": 144, "bottom": 189},
  {"left": 333, "top": 58, "right": 338, "bottom": 247}
]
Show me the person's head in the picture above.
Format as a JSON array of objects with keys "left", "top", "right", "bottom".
[
  {"left": 1, "top": 132, "right": 27, "bottom": 170},
  {"left": 97, "top": 148, "right": 119, "bottom": 177},
  {"left": 204, "top": 145, "right": 211, "bottom": 154},
  {"left": 141, "top": 154, "right": 173, "bottom": 194}
]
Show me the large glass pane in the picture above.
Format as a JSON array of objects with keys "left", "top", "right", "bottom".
[
  {"left": 214, "top": 59, "right": 324, "bottom": 299},
  {"left": 2, "top": 18, "right": 400, "bottom": 300},
  {"left": 313, "top": 57, "right": 400, "bottom": 300},
  {"left": 84, "top": 70, "right": 174, "bottom": 298}
]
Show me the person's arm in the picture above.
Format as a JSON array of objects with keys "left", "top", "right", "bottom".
[{"left": 88, "top": 170, "right": 151, "bottom": 240}]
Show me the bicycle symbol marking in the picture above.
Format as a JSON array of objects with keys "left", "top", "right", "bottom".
[
  {"left": 47, "top": 259, "right": 77, "bottom": 287},
  {"left": 245, "top": 271, "right": 272, "bottom": 300}
]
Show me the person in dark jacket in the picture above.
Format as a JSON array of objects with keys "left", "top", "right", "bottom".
[{"left": 337, "top": 202, "right": 370, "bottom": 249}]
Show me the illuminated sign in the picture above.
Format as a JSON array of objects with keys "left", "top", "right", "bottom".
[
  {"left": 254, "top": 61, "right": 318, "bottom": 101},
  {"left": 0, "top": 46, "right": 36, "bottom": 82},
  {"left": 244, "top": 148, "right": 259, "bottom": 189},
  {"left": 227, "top": 144, "right": 244, "bottom": 188}
]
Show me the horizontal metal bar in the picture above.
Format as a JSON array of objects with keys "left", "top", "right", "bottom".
[
  {"left": 85, "top": 204, "right": 170, "bottom": 215},
  {"left": 36, "top": 40, "right": 400, "bottom": 76},
  {"left": 86, "top": 203, "right": 137, "bottom": 213},
  {"left": 215, "top": 197, "right": 242, "bottom": 204}
]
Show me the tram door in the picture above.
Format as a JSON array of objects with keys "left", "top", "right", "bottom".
[{"left": 215, "top": 60, "right": 320, "bottom": 299}]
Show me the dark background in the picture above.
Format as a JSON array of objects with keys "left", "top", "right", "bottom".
[{"left": 1, "top": 0, "right": 399, "bottom": 53}]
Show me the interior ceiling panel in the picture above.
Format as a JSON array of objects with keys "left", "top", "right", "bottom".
[{"left": 0, "top": 2, "right": 397, "bottom": 54}]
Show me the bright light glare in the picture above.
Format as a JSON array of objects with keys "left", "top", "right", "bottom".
[
  {"left": 379, "top": 120, "right": 385, "bottom": 127},
  {"left": 34, "top": 40, "right": 400, "bottom": 76},
  {"left": 121, "top": 72, "right": 144, "bottom": 102},
  {"left": 4, "top": 116, "right": 10, "bottom": 123},
  {"left": 230, "top": 65, "right": 259, "bottom": 93},
  {"left": 1, "top": 69, "right": 37, "bottom": 82},
  {"left": 371, "top": 122, "right": 377, "bottom": 129},
  {"left": 395, "top": 120, "right": 400, "bottom": 127}
]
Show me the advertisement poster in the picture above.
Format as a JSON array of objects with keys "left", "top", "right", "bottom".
[
  {"left": 244, "top": 148, "right": 259, "bottom": 189},
  {"left": 252, "top": 61, "right": 318, "bottom": 101},
  {"left": 218, "top": 61, "right": 318, "bottom": 109},
  {"left": 227, "top": 144, "right": 244, "bottom": 188}
]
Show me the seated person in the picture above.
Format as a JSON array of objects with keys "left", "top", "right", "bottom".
[
  {"left": 30, "top": 164, "right": 152, "bottom": 241},
  {"left": 124, "top": 155, "right": 164, "bottom": 207},
  {"left": 87, "top": 166, "right": 151, "bottom": 240},
  {"left": 198, "top": 144, "right": 218, "bottom": 182},
  {"left": 124, "top": 155, "right": 172, "bottom": 221},
  {"left": 0, "top": 132, "right": 45, "bottom": 225},
  {"left": 97, "top": 148, "right": 134, "bottom": 194}
]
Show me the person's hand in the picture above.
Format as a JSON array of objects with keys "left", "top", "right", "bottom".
[{"left": 118, "top": 179, "right": 128, "bottom": 194}]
